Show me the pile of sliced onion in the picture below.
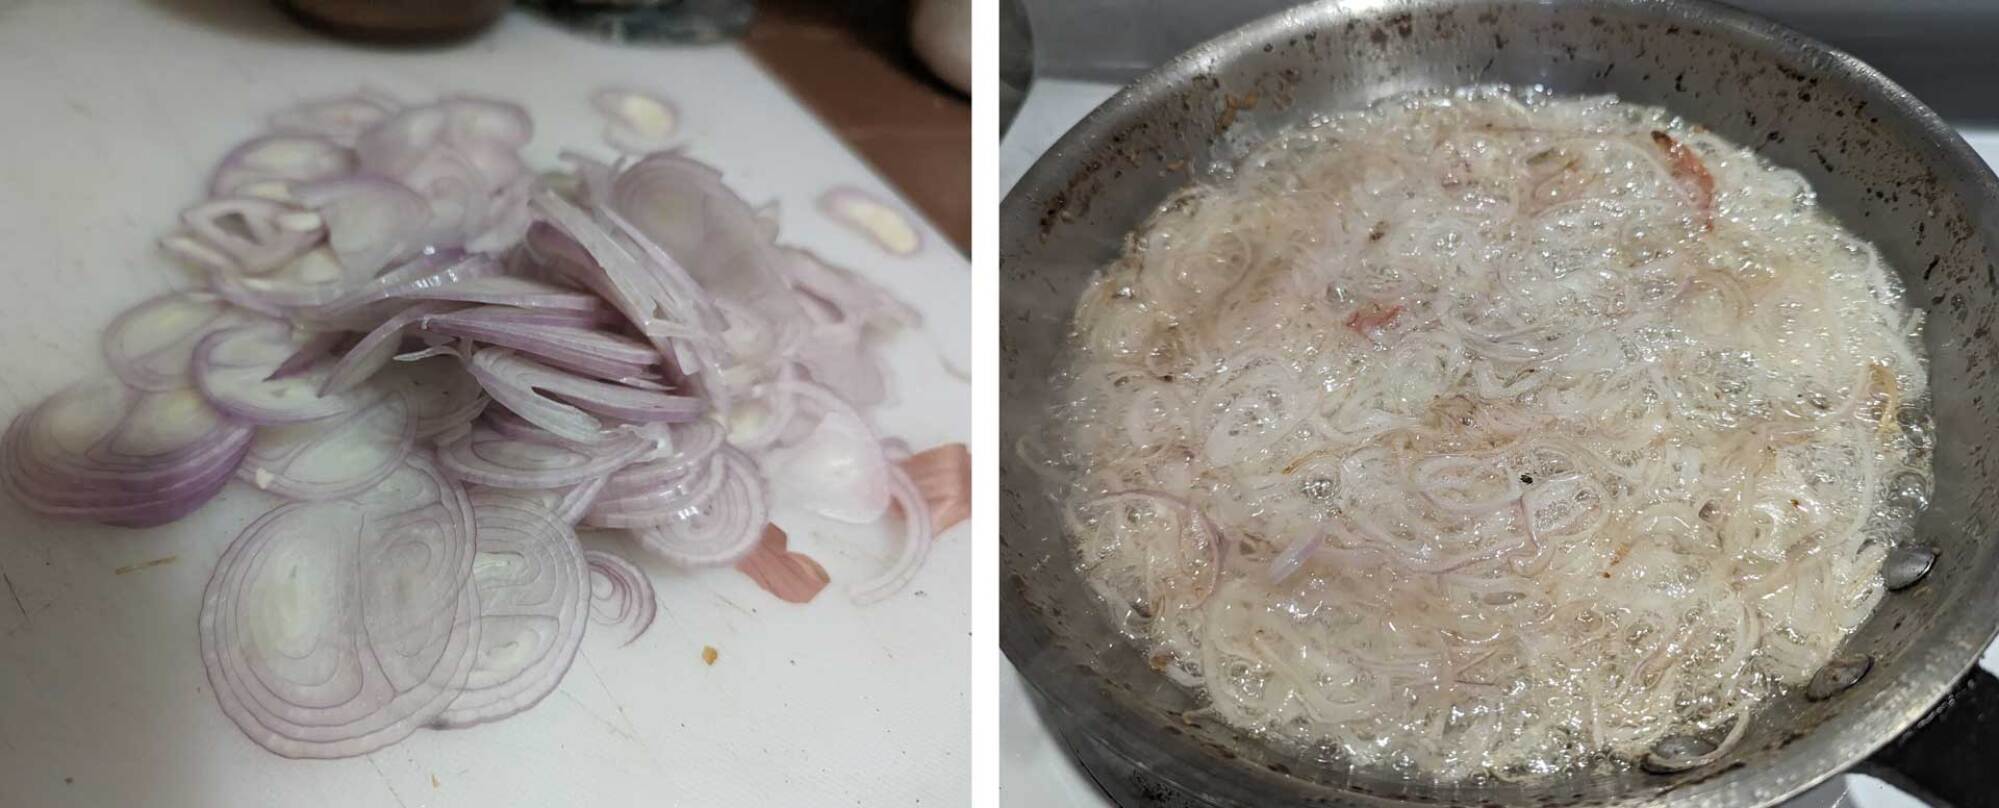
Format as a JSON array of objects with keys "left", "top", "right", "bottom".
[{"left": 5, "top": 89, "right": 970, "bottom": 759}]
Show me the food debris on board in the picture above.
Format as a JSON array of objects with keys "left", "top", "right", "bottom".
[
  {"left": 702, "top": 646, "right": 719, "bottom": 666},
  {"left": 0, "top": 89, "right": 966, "bottom": 759}
]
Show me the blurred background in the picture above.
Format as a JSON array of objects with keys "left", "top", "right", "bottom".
[{"left": 285, "top": 0, "right": 970, "bottom": 251}]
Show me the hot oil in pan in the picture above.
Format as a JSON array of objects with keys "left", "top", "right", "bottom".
[{"left": 1037, "top": 86, "right": 1935, "bottom": 782}]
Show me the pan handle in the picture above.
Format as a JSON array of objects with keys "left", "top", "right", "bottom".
[{"left": 1854, "top": 667, "right": 1999, "bottom": 808}]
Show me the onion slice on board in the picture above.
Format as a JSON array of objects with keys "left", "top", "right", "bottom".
[
  {"left": 630, "top": 447, "right": 766, "bottom": 566},
  {"left": 197, "top": 492, "right": 478, "bottom": 759},
  {"left": 420, "top": 307, "right": 658, "bottom": 381},
  {"left": 209, "top": 134, "right": 355, "bottom": 199},
  {"left": 368, "top": 356, "right": 489, "bottom": 439},
  {"left": 851, "top": 464, "right": 935, "bottom": 604},
  {"left": 103, "top": 292, "right": 257, "bottom": 392},
  {"left": 591, "top": 88, "right": 678, "bottom": 154},
  {"left": 292, "top": 176, "right": 432, "bottom": 279},
  {"left": 763, "top": 382, "right": 891, "bottom": 524},
  {"left": 817, "top": 186, "right": 922, "bottom": 256},
  {"left": 468, "top": 349, "right": 702, "bottom": 444},
  {"left": 2, "top": 379, "right": 252, "bottom": 526},
  {"left": 438, "top": 425, "right": 648, "bottom": 490},
  {"left": 238, "top": 391, "right": 414, "bottom": 501},
  {"left": 584, "top": 550, "right": 657, "bottom": 646},
  {"left": 193, "top": 321, "right": 370, "bottom": 424},
  {"left": 433, "top": 494, "right": 589, "bottom": 729}
]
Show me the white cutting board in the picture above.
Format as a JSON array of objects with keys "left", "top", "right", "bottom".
[{"left": 0, "top": 2, "right": 971, "bottom": 807}]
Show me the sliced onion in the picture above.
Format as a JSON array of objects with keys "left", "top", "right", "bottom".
[
  {"left": 597, "top": 419, "right": 724, "bottom": 498},
  {"left": 309, "top": 249, "right": 490, "bottom": 322},
  {"left": 395, "top": 275, "right": 604, "bottom": 312},
  {"left": 474, "top": 475, "right": 607, "bottom": 526},
  {"left": 818, "top": 186, "right": 923, "bottom": 256},
  {"left": 591, "top": 88, "right": 679, "bottom": 154},
  {"left": 370, "top": 356, "right": 488, "bottom": 438},
  {"left": 210, "top": 134, "right": 355, "bottom": 199},
  {"left": 270, "top": 94, "right": 400, "bottom": 145},
  {"left": 764, "top": 382, "right": 890, "bottom": 524},
  {"left": 629, "top": 448, "right": 765, "bottom": 566},
  {"left": 583, "top": 550, "right": 656, "bottom": 646},
  {"left": 198, "top": 488, "right": 477, "bottom": 758},
  {"left": 292, "top": 176, "right": 431, "bottom": 278},
  {"left": 585, "top": 454, "right": 728, "bottom": 529},
  {"left": 215, "top": 246, "right": 367, "bottom": 310},
  {"left": 181, "top": 197, "right": 324, "bottom": 274},
  {"left": 2, "top": 379, "right": 251, "bottom": 526},
  {"left": 605, "top": 154, "right": 795, "bottom": 363},
  {"left": 193, "top": 321, "right": 369, "bottom": 424},
  {"left": 469, "top": 349, "right": 702, "bottom": 438},
  {"left": 438, "top": 425, "right": 648, "bottom": 489},
  {"left": 851, "top": 463, "right": 935, "bottom": 604},
  {"left": 434, "top": 494, "right": 589, "bottom": 729},
  {"left": 735, "top": 524, "right": 830, "bottom": 604},
  {"left": 320, "top": 301, "right": 460, "bottom": 395},
  {"left": 420, "top": 306, "right": 658, "bottom": 381},
  {"left": 103, "top": 292, "right": 256, "bottom": 392},
  {"left": 238, "top": 391, "right": 413, "bottom": 500}
]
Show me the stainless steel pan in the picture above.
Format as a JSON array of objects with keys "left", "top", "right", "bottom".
[{"left": 998, "top": 1, "right": 1999, "bottom": 805}]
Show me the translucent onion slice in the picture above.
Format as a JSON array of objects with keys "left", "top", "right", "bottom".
[
  {"left": 308, "top": 250, "right": 491, "bottom": 323},
  {"left": 764, "top": 383, "right": 890, "bottom": 524},
  {"left": 319, "top": 301, "right": 460, "bottom": 395},
  {"left": 420, "top": 306, "right": 658, "bottom": 381},
  {"left": 629, "top": 448, "right": 766, "bottom": 566},
  {"left": 292, "top": 176, "right": 431, "bottom": 279},
  {"left": 591, "top": 88, "right": 678, "bottom": 150},
  {"left": 584, "top": 453, "right": 728, "bottom": 529},
  {"left": 851, "top": 463, "right": 936, "bottom": 604},
  {"left": 468, "top": 349, "right": 703, "bottom": 444},
  {"left": 198, "top": 490, "right": 478, "bottom": 758},
  {"left": 209, "top": 134, "right": 355, "bottom": 199},
  {"left": 583, "top": 550, "right": 656, "bottom": 646},
  {"left": 370, "top": 356, "right": 488, "bottom": 438},
  {"left": 102, "top": 292, "right": 256, "bottom": 392},
  {"left": 269, "top": 94, "right": 400, "bottom": 145},
  {"left": 2, "top": 379, "right": 251, "bottom": 526},
  {"left": 396, "top": 275, "right": 604, "bottom": 312},
  {"left": 817, "top": 186, "right": 922, "bottom": 256},
  {"left": 238, "top": 391, "right": 413, "bottom": 501},
  {"left": 434, "top": 494, "right": 589, "bottom": 729},
  {"left": 193, "top": 321, "right": 370, "bottom": 424},
  {"left": 438, "top": 425, "right": 649, "bottom": 489},
  {"left": 215, "top": 246, "right": 367, "bottom": 310},
  {"left": 597, "top": 419, "right": 725, "bottom": 499},
  {"left": 181, "top": 197, "right": 324, "bottom": 275},
  {"left": 473, "top": 475, "right": 608, "bottom": 527},
  {"left": 735, "top": 524, "right": 830, "bottom": 604}
]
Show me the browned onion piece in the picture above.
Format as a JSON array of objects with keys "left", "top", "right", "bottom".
[{"left": 736, "top": 524, "right": 830, "bottom": 604}]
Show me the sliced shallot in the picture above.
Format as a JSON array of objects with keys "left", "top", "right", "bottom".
[
  {"left": 238, "top": 391, "right": 414, "bottom": 500},
  {"left": 630, "top": 447, "right": 766, "bottom": 566},
  {"left": 193, "top": 321, "right": 369, "bottom": 424},
  {"left": 102, "top": 292, "right": 255, "bottom": 392},
  {"left": 818, "top": 186, "right": 922, "bottom": 256},
  {"left": 584, "top": 550, "right": 657, "bottom": 646},
  {"left": 434, "top": 494, "right": 589, "bottom": 729}
]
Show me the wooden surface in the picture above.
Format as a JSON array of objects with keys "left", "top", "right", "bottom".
[{"left": 746, "top": 0, "right": 971, "bottom": 252}]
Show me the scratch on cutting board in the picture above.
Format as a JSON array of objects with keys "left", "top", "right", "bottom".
[
  {"left": 578, "top": 651, "right": 653, "bottom": 752},
  {"left": 114, "top": 555, "right": 177, "bottom": 575},
  {"left": 713, "top": 593, "right": 756, "bottom": 618},
  {"left": 367, "top": 756, "right": 411, "bottom": 808},
  {"left": 555, "top": 689, "right": 641, "bottom": 744},
  {"left": 2, "top": 569, "right": 25, "bottom": 622}
]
